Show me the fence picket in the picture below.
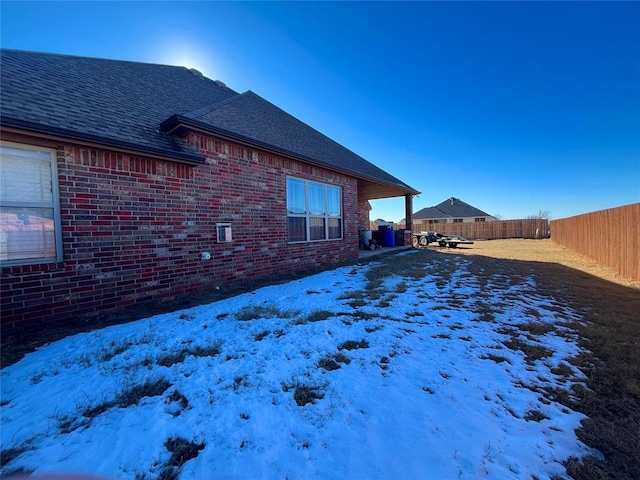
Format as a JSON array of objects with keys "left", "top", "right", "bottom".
[
  {"left": 408, "top": 219, "right": 550, "bottom": 241},
  {"left": 550, "top": 203, "right": 639, "bottom": 282}
]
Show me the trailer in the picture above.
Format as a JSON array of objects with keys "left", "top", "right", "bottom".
[{"left": 412, "top": 232, "right": 474, "bottom": 249}]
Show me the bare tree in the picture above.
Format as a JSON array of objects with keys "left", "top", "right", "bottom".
[{"left": 527, "top": 210, "right": 551, "bottom": 220}]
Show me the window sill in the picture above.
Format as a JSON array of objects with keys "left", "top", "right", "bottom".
[{"left": 287, "top": 238, "right": 344, "bottom": 244}]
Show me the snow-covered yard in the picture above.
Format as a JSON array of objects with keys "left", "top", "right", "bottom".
[{"left": 1, "top": 251, "right": 594, "bottom": 479}]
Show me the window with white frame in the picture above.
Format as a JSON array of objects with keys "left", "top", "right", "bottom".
[
  {"left": 286, "top": 177, "right": 342, "bottom": 242},
  {"left": 0, "top": 142, "right": 63, "bottom": 265}
]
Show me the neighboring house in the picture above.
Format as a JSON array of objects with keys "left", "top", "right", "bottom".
[
  {"left": 370, "top": 218, "right": 391, "bottom": 230},
  {"left": 0, "top": 49, "right": 419, "bottom": 330},
  {"left": 412, "top": 197, "right": 496, "bottom": 227}
]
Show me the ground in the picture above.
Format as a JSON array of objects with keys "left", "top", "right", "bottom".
[
  {"left": 1, "top": 239, "right": 638, "bottom": 479},
  {"left": 424, "top": 239, "right": 640, "bottom": 479}
]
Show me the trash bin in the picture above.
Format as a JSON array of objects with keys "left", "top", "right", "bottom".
[
  {"left": 372, "top": 230, "right": 382, "bottom": 246},
  {"left": 394, "top": 229, "right": 406, "bottom": 246},
  {"left": 359, "top": 229, "right": 373, "bottom": 249},
  {"left": 379, "top": 225, "right": 395, "bottom": 247},
  {"left": 360, "top": 230, "right": 372, "bottom": 242}
]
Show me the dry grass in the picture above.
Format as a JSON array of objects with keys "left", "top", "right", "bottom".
[
  {"left": 82, "top": 378, "right": 171, "bottom": 419},
  {"left": 439, "top": 238, "right": 639, "bottom": 289},
  {"left": 432, "top": 239, "right": 640, "bottom": 479},
  {"left": 0, "top": 445, "right": 30, "bottom": 469},
  {"left": 480, "top": 353, "right": 511, "bottom": 364},
  {"left": 318, "top": 352, "right": 350, "bottom": 371},
  {"left": 502, "top": 336, "right": 553, "bottom": 365},
  {"left": 156, "top": 342, "right": 222, "bottom": 368},
  {"left": 1, "top": 239, "right": 637, "bottom": 478},
  {"left": 337, "top": 339, "right": 369, "bottom": 351},
  {"left": 165, "top": 436, "right": 205, "bottom": 467},
  {"left": 293, "top": 386, "right": 325, "bottom": 406}
]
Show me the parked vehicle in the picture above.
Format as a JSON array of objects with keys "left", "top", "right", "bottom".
[
  {"left": 412, "top": 231, "right": 442, "bottom": 248},
  {"left": 437, "top": 234, "right": 474, "bottom": 248},
  {"left": 412, "top": 232, "right": 474, "bottom": 248}
]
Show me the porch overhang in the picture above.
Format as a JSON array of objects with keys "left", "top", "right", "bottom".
[
  {"left": 357, "top": 179, "right": 419, "bottom": 231},
  {"left": 357, "top": 178, "right": 419, "bottom": 201}
]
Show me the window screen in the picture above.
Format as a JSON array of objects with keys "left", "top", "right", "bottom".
[{"left": 0, "top": 143, "right": 62, "bottom": 264}]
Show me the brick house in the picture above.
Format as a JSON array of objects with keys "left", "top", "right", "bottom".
[{"left": 0, "top": 50, "right": 418, "bottom": 331}]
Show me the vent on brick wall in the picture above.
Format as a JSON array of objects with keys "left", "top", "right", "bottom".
[{"left": 216, "top": 223, "right": 232, "bottom": 243}]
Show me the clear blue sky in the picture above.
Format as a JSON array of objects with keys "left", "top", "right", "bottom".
[{"left": 2, "top": 1, "right": 639, "bottom": 221}]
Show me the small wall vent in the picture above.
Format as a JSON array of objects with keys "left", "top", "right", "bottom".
[{"left": 216, "top": 223, "right": 232, "bottom": 243}]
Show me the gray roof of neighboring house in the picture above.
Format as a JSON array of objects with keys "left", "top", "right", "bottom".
[
  {"left": 414, "top": 197, "right": 492, "bottom": 219},
  {"left": 0, "top": 49, "right": 418, "bottom": 194},
  {"left": 413, "top": 207, "right": 452, "bottom": 220}
]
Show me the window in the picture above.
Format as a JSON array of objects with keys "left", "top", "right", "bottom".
[
  {"left": 0, "top": 142, "right": 62, "bottom": 265},
  {"left": 286, "top": 177, "right": 342, "bottom": 242},
  {"left": 474, "top": 218, "right": 486, "bottom": 222},
  {"left": 453, "top": 219, "right": 463, "bottom": 223}
]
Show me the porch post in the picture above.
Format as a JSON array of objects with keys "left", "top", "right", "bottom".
[{"left": 405, "top": 194, "right": 413, "bottom": 231}]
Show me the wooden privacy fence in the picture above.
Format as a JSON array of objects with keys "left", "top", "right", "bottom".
[
  {"left": 410, "top": 219, "right": 550, "bottom": 240},
  {"left": 550, "top": 203, "right": 640, "bottom": 282}
]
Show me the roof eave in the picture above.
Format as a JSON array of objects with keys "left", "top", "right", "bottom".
[
  {"left": 0, "top": 117, "right": 206, "bottom": 165},
  {"left": 160, "top": 115, "right": 420, "bottom": 196}
]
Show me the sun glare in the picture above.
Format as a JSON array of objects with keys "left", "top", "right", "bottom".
[{"left": 153, "top": 40, "right": 222, "bottom": 79}]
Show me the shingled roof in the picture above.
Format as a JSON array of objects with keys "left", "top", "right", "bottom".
[
  {"left": 414, "top": 197, "right": 492, "bottom": 219},
  {"left": 0, "top": 49, "right": 237, "bottom": 162},
  {"left": 0, "top": 49, "right": 417, "bottom": 195}
]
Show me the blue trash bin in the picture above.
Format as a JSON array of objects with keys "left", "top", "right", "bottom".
[{"left": 381, "top": 228, "right": 395, "bottom": 247}]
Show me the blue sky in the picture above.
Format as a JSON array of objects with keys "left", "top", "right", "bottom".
[{"left": 2, "top": 1, "right": 639, "bottom": 221}]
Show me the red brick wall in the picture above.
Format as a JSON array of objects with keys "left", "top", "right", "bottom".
[
  {"left": 1, "top": 133, "right": 359, "bottom": 331},
  {"left": 356, "top": 199, "right": 372, "bottom": 231}
]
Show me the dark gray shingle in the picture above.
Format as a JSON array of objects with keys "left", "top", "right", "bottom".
[
  {"left": 414, "top": 198, "right": 492, "bottom": 219},
  {"left": 1, "top": 49, "right": 238, "bottom": 160},
  {"left": 1, "top": 49, "right": 417, "bottom": 194},
  {"left": 181, "top": 91, "right": 414, "bottom": 188}
]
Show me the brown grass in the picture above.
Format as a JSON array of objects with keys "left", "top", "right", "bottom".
[
  {"left": 338, "top": 339, "right": 369, "bottom": 351},
  {"left": 439, "top": 238, "right": 639, "bottom": 289},
  {"left": 1, "top": 239, "right": 637, "bottom": 478},
  {"left": 164, "top": 436, "right": 205, "bottom": 467},
  {"left": 293, "top": 386, "right": 324, "bottom": 406},
  {"left": 434, "top": 239, "right": 640, "bottom": 479}
]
